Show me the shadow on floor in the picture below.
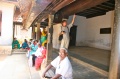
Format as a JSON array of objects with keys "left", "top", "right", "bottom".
[{"left": 69, "top": 46, "right": 111, "bottom": 71}]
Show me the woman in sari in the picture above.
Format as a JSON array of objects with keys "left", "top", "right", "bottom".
[{"left": 12, "top": 38, "right": 20, "bottom": 49}]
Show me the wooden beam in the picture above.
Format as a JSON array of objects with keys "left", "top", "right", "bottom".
[
  {"left": 13, "top": 22, "right": 23, "bottom": 25},
  {"left": 95, "top": 6, "right": 112, "bottom": 11},
  {"left": 61, "top": 0, "right": 109, "bottom": 17},
  {"left": 82, "top": 9, "right": 106, "bottom": 14},
  {"left": 53, "top": 0, "right": 75, "bottom": 12},
  {"left": 109, "top": 0, "right": 120, "bottom": 79},
  {"left": 87, "top": 8, "right": 108, "bottom": 12},
  {"left": 77, "top": 8, "right": 106, "bottom": 16},
  {"left": 92, "top": 7, "right": 110, "bottom": 12},
  {"left": 103, "top": 2, "right": 115, "bottom": 7},
  {"left": 97, "top": 4, "right": 114, "bottom": 10},
  {"left": 86, "top": 12, "right": 106, "bottom": 18}
]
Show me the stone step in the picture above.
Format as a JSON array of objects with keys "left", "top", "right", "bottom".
[
  {"left": 70, "top": 56, "right": 108, "bottom": 77},
  {"left": 12, "top": 49, "right": 27, "bottom": 54}
]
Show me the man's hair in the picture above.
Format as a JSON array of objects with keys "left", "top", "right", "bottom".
[{"left": 61, "top": 20, "right": 67, "bottom": 24}]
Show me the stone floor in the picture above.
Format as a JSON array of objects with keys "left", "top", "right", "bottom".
[
  {"left": 0, "top": 54, "right": 40, "bottom": 79},
  {"left": 69, "top": 46, "right": 111, "bottom": 71}
]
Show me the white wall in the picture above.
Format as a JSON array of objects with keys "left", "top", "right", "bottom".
[
  {"left": 68, "top": 11, "right": 114, "bottom": 50},
  {"left": 68, "top": 16, "right": 87, "bottom": 46},
  {"left": 0, "top": 2, "right": 15, "bottom": 45}
]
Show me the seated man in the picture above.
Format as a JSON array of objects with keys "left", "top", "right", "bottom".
[
  {"left": 12, "top": 38, "right": 20, "bottom": 49},
  {"left": 42, "top": 48, "right": 73, "bottom": 79}
]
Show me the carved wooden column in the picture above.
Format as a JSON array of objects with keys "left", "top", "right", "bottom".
[
  {"left": 46, "top": 14, "right": 54, "bottom": 64},
  {"left": 32, "top": 26, "right": 36, "bottom": 39},
  {"left": 109, "top": 0, "right": 120, "bottom": 79},
  {"left": 13, "top": 23, "right": 15, "bottom": 39},
  {"left": 37, "top": 23, "right": 40, "bottom": 41}
]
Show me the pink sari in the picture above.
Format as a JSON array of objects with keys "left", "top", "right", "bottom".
[{"left": 35, "top": 48, "right": 47, "bottom": 70}]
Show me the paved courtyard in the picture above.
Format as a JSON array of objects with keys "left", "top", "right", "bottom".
[{"left": 0, "top": 54, "right": 40, "bottom": 79}]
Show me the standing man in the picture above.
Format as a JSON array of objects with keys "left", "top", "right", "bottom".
[
  {"left": 42, "top": 47, "right": 73, "bottom": 79},
  {"left": 60, "top": 15, "right": 76, "bottom": 49}
]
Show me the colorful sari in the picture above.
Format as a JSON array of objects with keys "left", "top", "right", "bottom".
[
  {"left": 12, "top": 40, "right": 20, "bottom": 49},
  {"left": 40, "top": 31, "right": 47, "bottom": 46}
]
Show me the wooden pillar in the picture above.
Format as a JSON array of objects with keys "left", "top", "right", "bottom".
[
  {"left": 13, "top": 23, "right": 15, "bottom": 39},
  {"left": 32, "top": 26, "right": 36, "bottom": 39},
  {"left": 37, "top": 23, "right": 40, "bottom": 41},
  {"left": 31, "top": 27, "right": 33, "bottom": 39},
  {"left": 46, "top": 14, "right": 54, "bottom": 64},
  {"left": 109, "top": 0, "right": 120, "bottom": 79}
]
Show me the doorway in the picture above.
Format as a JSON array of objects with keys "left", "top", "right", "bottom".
[{"left": 69, "top": 25, "right": 77, "bottom": 46}]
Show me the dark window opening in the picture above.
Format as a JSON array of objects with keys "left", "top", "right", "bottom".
[{"left": 100, "top": 28, "right": 111, "bottom": 34}]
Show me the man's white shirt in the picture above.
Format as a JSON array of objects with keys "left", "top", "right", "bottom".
[{"left": 51, "top": 56, "right": 73, "bottom": 79}]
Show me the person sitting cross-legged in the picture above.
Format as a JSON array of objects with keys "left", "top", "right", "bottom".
[{"left": 42, "top": 48, "right": 73, "bottom": 79}]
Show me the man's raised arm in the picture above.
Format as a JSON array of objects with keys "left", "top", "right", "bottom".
[{"left": 71, "top": 14, "right": 76, "bottom": 25}]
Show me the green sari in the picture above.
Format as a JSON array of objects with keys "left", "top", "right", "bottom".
[{"left": 12, "top": 40, "right": 20, "bottom": 49}]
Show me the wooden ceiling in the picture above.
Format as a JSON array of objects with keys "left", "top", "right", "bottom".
[
  {"left": 31, "top": 0, "right": 115, "bottom": 27},
  {"left": 57, "top": 0, "right": 115, "bottom": 19},
  {"left": 76, "top": 0, "right": 115, "bottom": 18},
  {"left": 0, "top": 0, "right": 115, "bottom": 28}
]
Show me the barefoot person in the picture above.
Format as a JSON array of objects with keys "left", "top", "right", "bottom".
[{"left": 42, "top": 48, "right": 73, "bottom": 79}]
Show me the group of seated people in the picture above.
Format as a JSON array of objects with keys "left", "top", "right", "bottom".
[
  {"left": 12, "top": 38, "right": 29, "bottom": 49},
  {"left": 12, "top": 38, "right": 47, "bottom": 70},
  {"left": 26, "top": 39, "right": 47, "bottom": 70}
]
